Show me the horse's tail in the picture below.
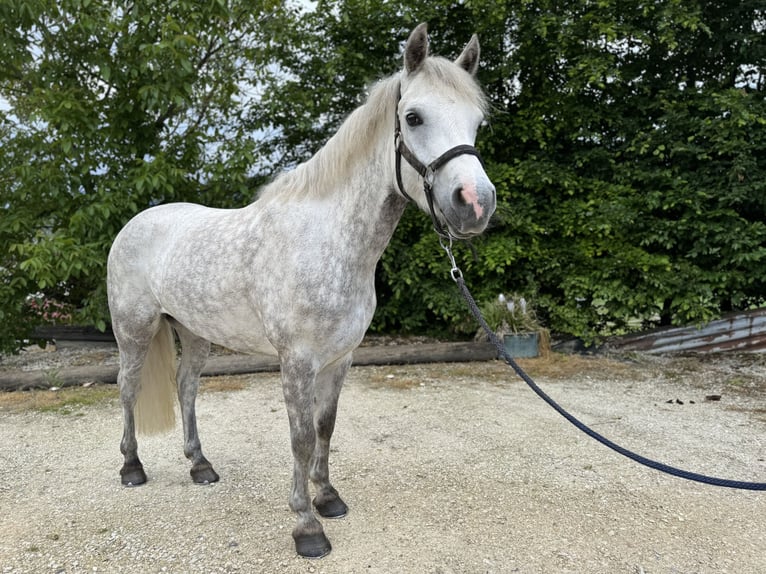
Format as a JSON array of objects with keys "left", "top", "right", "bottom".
[{"left": 135, "top": 317, "right": 177, "bottom": 435}]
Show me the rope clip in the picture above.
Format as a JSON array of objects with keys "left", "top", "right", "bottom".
[{"left": 439, "top": 235, "right": 463, "bottom": 282}]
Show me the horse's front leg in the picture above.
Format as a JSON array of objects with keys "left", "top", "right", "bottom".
[
  {"left": 310, "top": 355, "right": 351, "bottom": 519},
  {"left": 281, "top": 357, "right": 332, "bottom": 558}
]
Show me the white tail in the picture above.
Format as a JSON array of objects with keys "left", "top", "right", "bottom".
[{"left": 135, "top": 318, "right": 177, "bottom": 435}]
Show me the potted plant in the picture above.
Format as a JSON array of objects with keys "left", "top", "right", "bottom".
[{"left": 475, "top": 293, "right": 550, "bottom": 358}]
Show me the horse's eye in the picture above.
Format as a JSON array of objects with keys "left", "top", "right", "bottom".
[{"left": 405, "top": 112, "right": 422, "bottom": 127}]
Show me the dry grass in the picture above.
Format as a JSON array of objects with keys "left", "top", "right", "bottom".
[
  {"left": 200, "top": 375, "right": 251, "bottom": 393},
  {"left": 2, "top": 352, "right": 761, "bottom": 414},
  {"left": 0, "top": 353, "right": 637, "bottom": 413},
  {"left": 360, "top": 353, "right": 638, "bottom": 390},
  {"left": 0, "top": 384, "right": 119, "bottom": 415},
  {"left": 518, "top": 352, "right": 635, "bottom": 379},
  {"left": 0, "top": 374, "right": 253, "bottom": 414}
]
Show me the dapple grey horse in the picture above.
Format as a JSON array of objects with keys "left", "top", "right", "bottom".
[{"left": 107, "top": 23, "right": 495, "bottom": 558}]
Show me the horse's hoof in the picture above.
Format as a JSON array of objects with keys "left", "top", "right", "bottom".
[
  {"left": 294, "top": 531, "right": 332, "bottom": 558},
  {"left": 313, "top": 494, "right": 348, "bottom": 518},
  {"left": 191, "top": 464, "right": 220, "bottom": 485},
  {"left": 120, "top": 462, "right": 147, "bottom": 486}
]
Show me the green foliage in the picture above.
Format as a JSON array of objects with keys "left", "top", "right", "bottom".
[
  {"left": 1, "top": 0, "right": 765, "bottom": 352},
  {"left": 494, "top": 0, "right": 766, "bottom": 342},
  {"left": 0, "top": 0, "right": 292, "bottom": 352},
  {"left": 365, "top": 0, "right": 765, "bottom": 342}
]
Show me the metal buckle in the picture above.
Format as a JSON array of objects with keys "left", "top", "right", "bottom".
[
  {"left": 439, "top": 235, "right": 463, "bottom": 282},
  {"left": 424, "top": 167, "right": 435, "bottom": 189}
]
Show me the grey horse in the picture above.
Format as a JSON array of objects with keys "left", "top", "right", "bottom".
[{"left": 107, "top": 23, "right": 495, "bottom": 558}]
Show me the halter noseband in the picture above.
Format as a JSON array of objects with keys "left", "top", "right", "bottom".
[{"left": 394, "top": 83, "right": 485, "bottom": 239}]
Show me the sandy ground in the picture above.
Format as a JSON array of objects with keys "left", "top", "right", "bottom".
[{"left": 0, "top": 353, "right": 765, "bottom": 573}]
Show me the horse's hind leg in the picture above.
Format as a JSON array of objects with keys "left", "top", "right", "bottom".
[
  {"left": 115, "top": 323, "right": 156, "bottom": 486},
  {"left": 310, "top": 355, "right": 352, "bottom": 519},
  {"left": 172, "top": 321, "right": 219, "bottom": 484}
]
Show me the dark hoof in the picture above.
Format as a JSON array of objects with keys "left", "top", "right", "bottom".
[
  {"left": 191, "top": 463, "right": 220, "bottom": 485},
  {"left": 120, "top": 463, "right": 147, "bottom": 487},
  {"left": 313, "top": 494, "right": 348, "bottom": 518},
  {"left": 294, "top": 531, "right": 332, "bottom": 559}
]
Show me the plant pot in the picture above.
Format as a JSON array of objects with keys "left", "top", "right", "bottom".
[{"left": 503, "top": 332, "right": 539, "bottom": 358}]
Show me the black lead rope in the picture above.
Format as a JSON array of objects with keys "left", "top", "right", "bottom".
[{"left": 441, "top": 240, "right": 766, "bottom": 491}]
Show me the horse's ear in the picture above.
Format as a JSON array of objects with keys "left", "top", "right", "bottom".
[
  {"left": 404, "top": 23, "right": 429, "bottom": 74},
  {"left": 455, "top": 34, "right": 480, "bottom": 76}
]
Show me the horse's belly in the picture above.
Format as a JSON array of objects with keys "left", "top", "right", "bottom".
[
  {"left": 160, "top": 295, "right": 277, "bottom": 356},
  {"left": 209, "top": 333, "right": 278, "bottom": 357},
  {"left": 199, "top": 320, "right": 278, "bottom": 357},
  {"left": 164, "top": 296, "right": 370, "bottom": 362}
]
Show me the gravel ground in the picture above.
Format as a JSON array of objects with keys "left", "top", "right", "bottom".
[{"left": 1, "top": 350, "right": 765, "bottom": 573}]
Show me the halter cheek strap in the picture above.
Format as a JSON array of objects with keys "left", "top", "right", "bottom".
[{"left": 393, "top": 83, "right": 485, "bottom": 238}]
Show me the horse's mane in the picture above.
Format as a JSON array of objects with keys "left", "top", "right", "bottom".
[{"left": 258, "top": 57, "right": 486, "bottom": 202}]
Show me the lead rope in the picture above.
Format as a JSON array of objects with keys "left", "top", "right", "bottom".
[{"left": 440, "top": 237, "right": 766, "bottom": 491}]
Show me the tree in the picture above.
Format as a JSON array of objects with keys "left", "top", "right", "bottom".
[
  {"left": 2, "top": 0, "right": 764, "bottom": 351},
  {"left": 491, "top": 0, "right": 766, "bottom": 340},
  {"left": 0, "top": 0, "right": 292, "bottom": 352}
]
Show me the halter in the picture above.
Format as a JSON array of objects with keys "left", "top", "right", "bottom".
[{"left": 394, "top": 83, "right": 485, "bottom": 239}]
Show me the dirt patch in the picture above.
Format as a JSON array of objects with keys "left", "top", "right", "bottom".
[{"left": 1, "top": 348, "right": 764, "bottom": 573}]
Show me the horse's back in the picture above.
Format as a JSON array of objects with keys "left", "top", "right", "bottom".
[{"left": 111, "top": 202, "right": 218, "bottom": 253}]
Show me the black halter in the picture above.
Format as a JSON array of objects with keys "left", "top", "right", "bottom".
[{"left": 394, "top": 83, "right": 485, "bottom": 239}]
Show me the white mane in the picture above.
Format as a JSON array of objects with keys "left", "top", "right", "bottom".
[
  {"left": 258, "top": 75, "right": 399, "bottom": 202},
  {"left": 258, "top": 56, "right": 487, "bottom": 202}
]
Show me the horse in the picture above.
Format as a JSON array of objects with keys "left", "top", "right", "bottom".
[{"left": 106, "top": 23, "right": 496, "bottom": 558}]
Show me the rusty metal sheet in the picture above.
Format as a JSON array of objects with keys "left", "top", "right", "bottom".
[{"left": 611, "top": 308, "right": 766, "bottom": 354}]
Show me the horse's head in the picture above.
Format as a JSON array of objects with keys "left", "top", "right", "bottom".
[{"left": 395, "top": 23, "right": 496, "bottom": 239}]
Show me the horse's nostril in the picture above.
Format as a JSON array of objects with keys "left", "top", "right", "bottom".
[{"left": 454, "top": 185, "right": 467, "bottom": 205}]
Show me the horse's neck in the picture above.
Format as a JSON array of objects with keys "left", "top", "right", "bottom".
[
  {"left": 258, "top": 76, "right": 408, "bottom": 262},
  {"left": 332, "top": 146, "right": 408, "bottom": 262},
  {"left": 300, "top": 86, "right": 408, "bottom": 260}
]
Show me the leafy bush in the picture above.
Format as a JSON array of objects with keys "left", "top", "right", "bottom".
[{"left": 2, "top": 0, "right": 764, "bottom": 352}]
